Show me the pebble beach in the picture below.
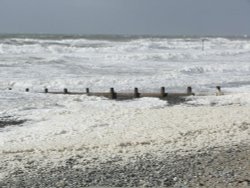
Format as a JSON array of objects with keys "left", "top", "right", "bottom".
[{"left": 1, "top": 104, "right": 250, "bottom": 187}]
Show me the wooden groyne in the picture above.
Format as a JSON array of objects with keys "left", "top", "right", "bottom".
[
  {"left": 22, "top": 86, "right": 197, "bottom": 100},
  {"left": 5, "top": 86, "right": 224, "bottom": 100}
]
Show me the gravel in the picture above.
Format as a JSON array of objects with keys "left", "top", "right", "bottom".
[{"left": 0, "top": 144, "right": 249, "bottom": 187}]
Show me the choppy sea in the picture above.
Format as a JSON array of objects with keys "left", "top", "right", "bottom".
[
  {"left": 1, "top": 34, "right": 250, "bottom": 157},
  {"left": 1, "top": 34, "right": 250, "bottom": 93}
]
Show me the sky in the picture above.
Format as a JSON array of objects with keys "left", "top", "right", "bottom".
[{"left": 0, "top": 0, "right": 250, "bottom": 36}]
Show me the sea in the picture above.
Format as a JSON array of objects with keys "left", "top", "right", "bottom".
[
  {"left": 1, "top": 34, "right": 250, "bottom": 93},
  {"left": 1, "top": 34, "right": 250, "bottom": 158}
]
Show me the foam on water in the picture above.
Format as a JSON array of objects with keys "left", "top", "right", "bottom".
[
  {"left": 1, "top": 35, "right": 250, "bottom": 155},
  {"left": 0, "top": 35, "right": 250, "bottom": 108},
  {"left": 1, "top": 92, "right": 250, "bottom": 155},
  {"left": 1, "top": 36, "right": 250, "bottom": 93}
]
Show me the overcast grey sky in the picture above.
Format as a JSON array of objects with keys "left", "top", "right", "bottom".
[{"left": 0, "top": 0, "right": 250, "bottom": 36}]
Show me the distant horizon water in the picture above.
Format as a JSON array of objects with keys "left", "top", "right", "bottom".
[{"left": 0, "top": 33, "right": 250, "bottom": 40}]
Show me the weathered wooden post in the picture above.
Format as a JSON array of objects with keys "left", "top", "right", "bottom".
[
  {"left": 8, "top": 88, "right": 12, "bottom": 90},
  {"left": 134, "top": 88, "right": 140, "bottom": 98},
  {"left": 216, "top": 86, "right": 223, "bottom": 96},
  {"left": 44, "top": 88, "right": 48, "bottom": 93},
  {"left": 86, "top": 88, "right": 90, "bottom": 96},
  {"left": 110, "top": 88, "right": 116, "bottom": 99},
  {"left": 160, "top": 87, "right": 166, "bottom": 97},
  {"left": 216, "top": 86, "right": 221, "bottom": 92},
  {"left": 202, "top": 39, "right": 205, "bottom": 51},
  {"left": 187, "top": 86, "right": 192, "bottom": 95},
  {"left": 25, "top": 88, "right": 29, "bottom": 92},
  {"left": 64, "top": 88, "right": 68, "bottom": 94}
]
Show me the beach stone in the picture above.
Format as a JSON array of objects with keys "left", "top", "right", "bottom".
[
  {"left": 55, "top": 180, "right": 66, "bottom": 187},
  {"left": 0, "top": 144, "right": 250, "bottom": 187}
]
